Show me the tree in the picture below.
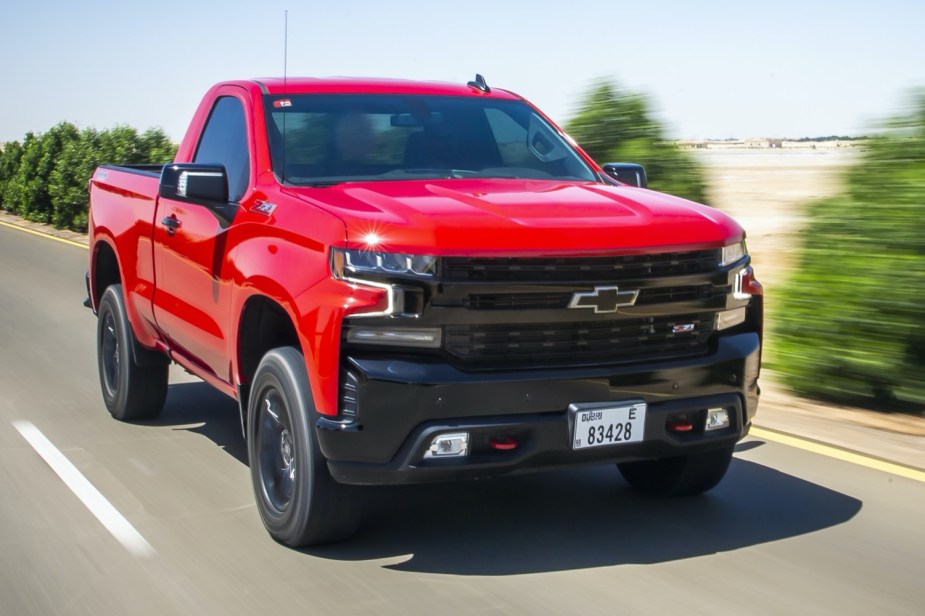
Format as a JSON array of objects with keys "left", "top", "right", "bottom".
[
  {"left": 565, "top": 81, "right": 708, "bottom": 204},
  {"left": 773, "top": 91, "right": 925, "bottom": 409},
  {"left": 5, "top": 123, "right": 80, "bottom": 224},
  {"left": 48, "top": 128, "right": 104, "bottom": 231},
  {"left": 0, "top": 140, "right": 24, "bottom": 212},
  {"left": 48, "top": 125, "right": 177, "bottom": 231},
  {"left": 138, "top": 128, "right": 176, "bottom": 164},
  {"left": 3, "top": 132, "right": 37, "bottom": 217},
  {"left": 2, "top": 123, "right": 176, "bottom": 232}
]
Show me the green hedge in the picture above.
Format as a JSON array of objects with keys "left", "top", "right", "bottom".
[
  {"left": 773, "top": 94, "right": 925, "bottom": 409},
  {"left": 565, "top": 80, "right": 708, "bottom": 204},
  {"left": 0, "top": 124, "right": 176, "bottom": 232}
]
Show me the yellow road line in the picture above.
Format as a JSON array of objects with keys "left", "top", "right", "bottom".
[
  {"left": 750, "top": 426, "right": 925, "bottom": 483},
  {"left": 0, "top": 219, "right": 88, "bottom": 249}
]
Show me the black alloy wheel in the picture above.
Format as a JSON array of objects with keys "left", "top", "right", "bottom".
[
  {"left": 247, "top": 347, "right": 359, "bottom": 546},
  {"left": 96, "top": 284, "right": 168, "bottom": 420}
]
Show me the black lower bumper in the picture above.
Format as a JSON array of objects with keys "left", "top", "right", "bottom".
[{"left": 316, "top": 332, "right": 760, "bottom": 485}]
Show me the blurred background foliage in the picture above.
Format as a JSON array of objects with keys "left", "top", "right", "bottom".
[
  {"left": 0, "top": 124, "right": 175, "bottom": 232},
  {"left": 565, "top": 80, "right": 708, "bottom": 203},
  {"left": 773, "top": 91, "right": 925, "bottom": 410}
]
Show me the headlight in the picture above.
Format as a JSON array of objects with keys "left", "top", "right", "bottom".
[
  {"left": 331, "top": 248, "right": 437, "bottom": 279},
  {"left": 721, "top": 241, "right": 748, "bottom": 267},
  {"left": 331, "top": 248, "right": 433, "bottom": 319}
]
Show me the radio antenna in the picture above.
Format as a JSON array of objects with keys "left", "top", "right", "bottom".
[{"left": 281, "top": 9, "right": 288, "bottom": 183}]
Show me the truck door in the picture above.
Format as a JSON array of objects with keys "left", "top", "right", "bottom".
[{"left": 152, "top": 91, "right": 252, "bottom": 382}]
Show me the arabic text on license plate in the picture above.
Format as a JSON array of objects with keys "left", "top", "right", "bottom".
[{"left": 571, "top": 402, "right": 646, "bottom": 450}]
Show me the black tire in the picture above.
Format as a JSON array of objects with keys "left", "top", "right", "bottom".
[
  {"left": 617, "top": 445, "right": 735, "bottom": 496},
  {"left": 96, "top": 284, "right": 169, "bottom": 420},
  {"left": 247, "top": 347, "right": 359, "bottom": 546}
]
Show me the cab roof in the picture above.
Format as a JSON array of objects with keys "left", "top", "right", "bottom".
[{"left": 249, "top": 76, "right": 522, "bottom": 100}]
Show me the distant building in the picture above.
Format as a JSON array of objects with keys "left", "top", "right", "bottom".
[{"left": 675, "top": 138, "right": 862, "bottom": 150}]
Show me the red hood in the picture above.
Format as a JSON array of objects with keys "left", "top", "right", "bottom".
[{"left": 285, "top": 179, "right": 742, "bottom": 256}]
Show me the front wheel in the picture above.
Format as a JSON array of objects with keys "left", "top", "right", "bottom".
[
  {"left": 247, "top": 347, "right": 359, "bottom": 546},
  {"left": 617, "top": 445, "right": 735, "bottom": 496},
  {"left": 96, "top": 284, "right": 168, "bottom": 420}
]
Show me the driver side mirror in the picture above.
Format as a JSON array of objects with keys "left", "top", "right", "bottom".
[
  {"left": 159, "top": 163, "right": 237, "bottom": 225},
  {"left": 159, "top": 163, "right": 229, "bottom": 203},
  {"left": 602, "top": 162, "right": 648, "bottom": 188}
]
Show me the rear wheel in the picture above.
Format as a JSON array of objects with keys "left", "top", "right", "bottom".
[
  {"left": 247, "top": 347, "right": 358, "bottom": 546},
  {"left": 617, "top": 445, "right": 735, "bottom": 496},
  {"left": 96, "top": 284, "right": 168, "bottom": 420}
]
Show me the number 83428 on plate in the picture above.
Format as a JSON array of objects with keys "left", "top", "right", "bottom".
[{"left": 570, "top": 401, "right": 646, "bottom": 450}]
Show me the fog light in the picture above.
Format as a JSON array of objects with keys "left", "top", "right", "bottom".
[
  {"left": 705, "top": 408, "right": 730, "bottom": 431},
  {"left": 424, "top": 432, "right": 469, "bottom": 458}
]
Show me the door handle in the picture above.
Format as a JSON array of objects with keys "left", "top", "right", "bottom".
[{"left": 161, "top": 215, "right": 180, "bottom": 236}]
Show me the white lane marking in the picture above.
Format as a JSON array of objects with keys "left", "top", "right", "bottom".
[{"left": 12, "top": 420, "right": 155, "bottom": 558}]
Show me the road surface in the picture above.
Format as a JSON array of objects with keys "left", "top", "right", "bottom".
[{"left": 0, "top": 222, "right": 922, "bottom": 615}]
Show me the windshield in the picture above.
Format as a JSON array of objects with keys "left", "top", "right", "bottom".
[{"left": 264, "top": 94, "right": 597, "bottom": 185}]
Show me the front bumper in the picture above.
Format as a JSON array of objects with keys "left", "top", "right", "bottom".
[{"left": 316, "top": 332, "right": 760, "bottom": 485}]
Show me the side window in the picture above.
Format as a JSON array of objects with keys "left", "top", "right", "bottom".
[{"left": 194, "top": 96, "right": 250, "bottom": 202}]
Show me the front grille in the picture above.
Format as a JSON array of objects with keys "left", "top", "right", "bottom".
[
  {"left": 443, "top": 249, "right": 721, "bottom": 283},
  {"left": 444, "top": 313, "right": 715, "bottom": 368},
  {"left": 463, "top": 284, "right": 722, "bottom": 311}
]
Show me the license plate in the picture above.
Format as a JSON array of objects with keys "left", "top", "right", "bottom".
[{"left": 570, "top": 401, "right": 646, "bottom": 450}]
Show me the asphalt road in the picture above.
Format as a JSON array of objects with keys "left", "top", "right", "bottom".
[{"left": 1, "top": 222, "right": 922, "bottom": 615}]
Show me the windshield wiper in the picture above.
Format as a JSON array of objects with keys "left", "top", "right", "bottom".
[{"left": 286, "top": 176, "right": 347, "bottom": 188}]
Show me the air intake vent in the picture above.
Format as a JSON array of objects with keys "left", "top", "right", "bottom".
[{"left": 340, "top": 371, "right": 360, "bottom": 420}]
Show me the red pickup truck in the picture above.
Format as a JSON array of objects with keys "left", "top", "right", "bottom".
[{"left": 87, "top": 76, "right": 763, "bottom": 546}]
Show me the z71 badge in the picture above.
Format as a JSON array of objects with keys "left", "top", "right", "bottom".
[{"left": 251, "top": 201, "right": 278, "bottom": 216}]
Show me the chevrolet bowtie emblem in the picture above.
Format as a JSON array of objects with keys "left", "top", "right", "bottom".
[{"left": 568, "top": 285, "right": 640, "bottom": 314}]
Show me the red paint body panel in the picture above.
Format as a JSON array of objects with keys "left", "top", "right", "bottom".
[
  {"left": 88, "top": 77, "right": 748, "bottom": 419},
  {"left": 88, "top": 169, "right": 162, "bottom": 348}
]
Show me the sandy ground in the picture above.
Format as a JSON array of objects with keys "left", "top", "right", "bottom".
[
  {"left": 3, "top": 152, "right": 923, "bottom": 467},
  {"left": 694, "top": 148, "right": 858, "bottom": 293}
]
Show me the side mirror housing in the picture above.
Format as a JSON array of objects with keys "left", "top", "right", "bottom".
[
  {"left": 602, "top": 162, "right": 648, "bottom": 188},
  {"left": 160, "top": 163, "right": 229, "bottom": 203},
  {"left": 159, "top": 163, "right": 237, "bottom": 225}
]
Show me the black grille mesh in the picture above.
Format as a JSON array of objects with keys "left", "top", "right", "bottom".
[
  {"left": 443, "top": 249, "right": 721, "bottom": 283},
  {"left": 463, "top": 285, "right": 722, "bottom": 311},
  {"left": 444, "top": 313, "right": 715, "bottom": 368}
]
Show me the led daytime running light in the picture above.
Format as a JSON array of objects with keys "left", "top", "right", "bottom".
[{"left": 331, "top": 248, "right": 437, "bottom": 279}]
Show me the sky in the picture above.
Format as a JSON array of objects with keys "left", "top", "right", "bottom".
[{"left": 2, "top": 0, "right": 924, "bottom": 143}]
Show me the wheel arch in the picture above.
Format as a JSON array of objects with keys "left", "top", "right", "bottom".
[
  {"left": 90, "top": 238, "right": 121, "bottom": 311},
  {"left": 92, "top": 239, "right": 169, "bottom": 368},
  {"left": 235, "top": 293, "right": 302, "bottom": 437}
]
